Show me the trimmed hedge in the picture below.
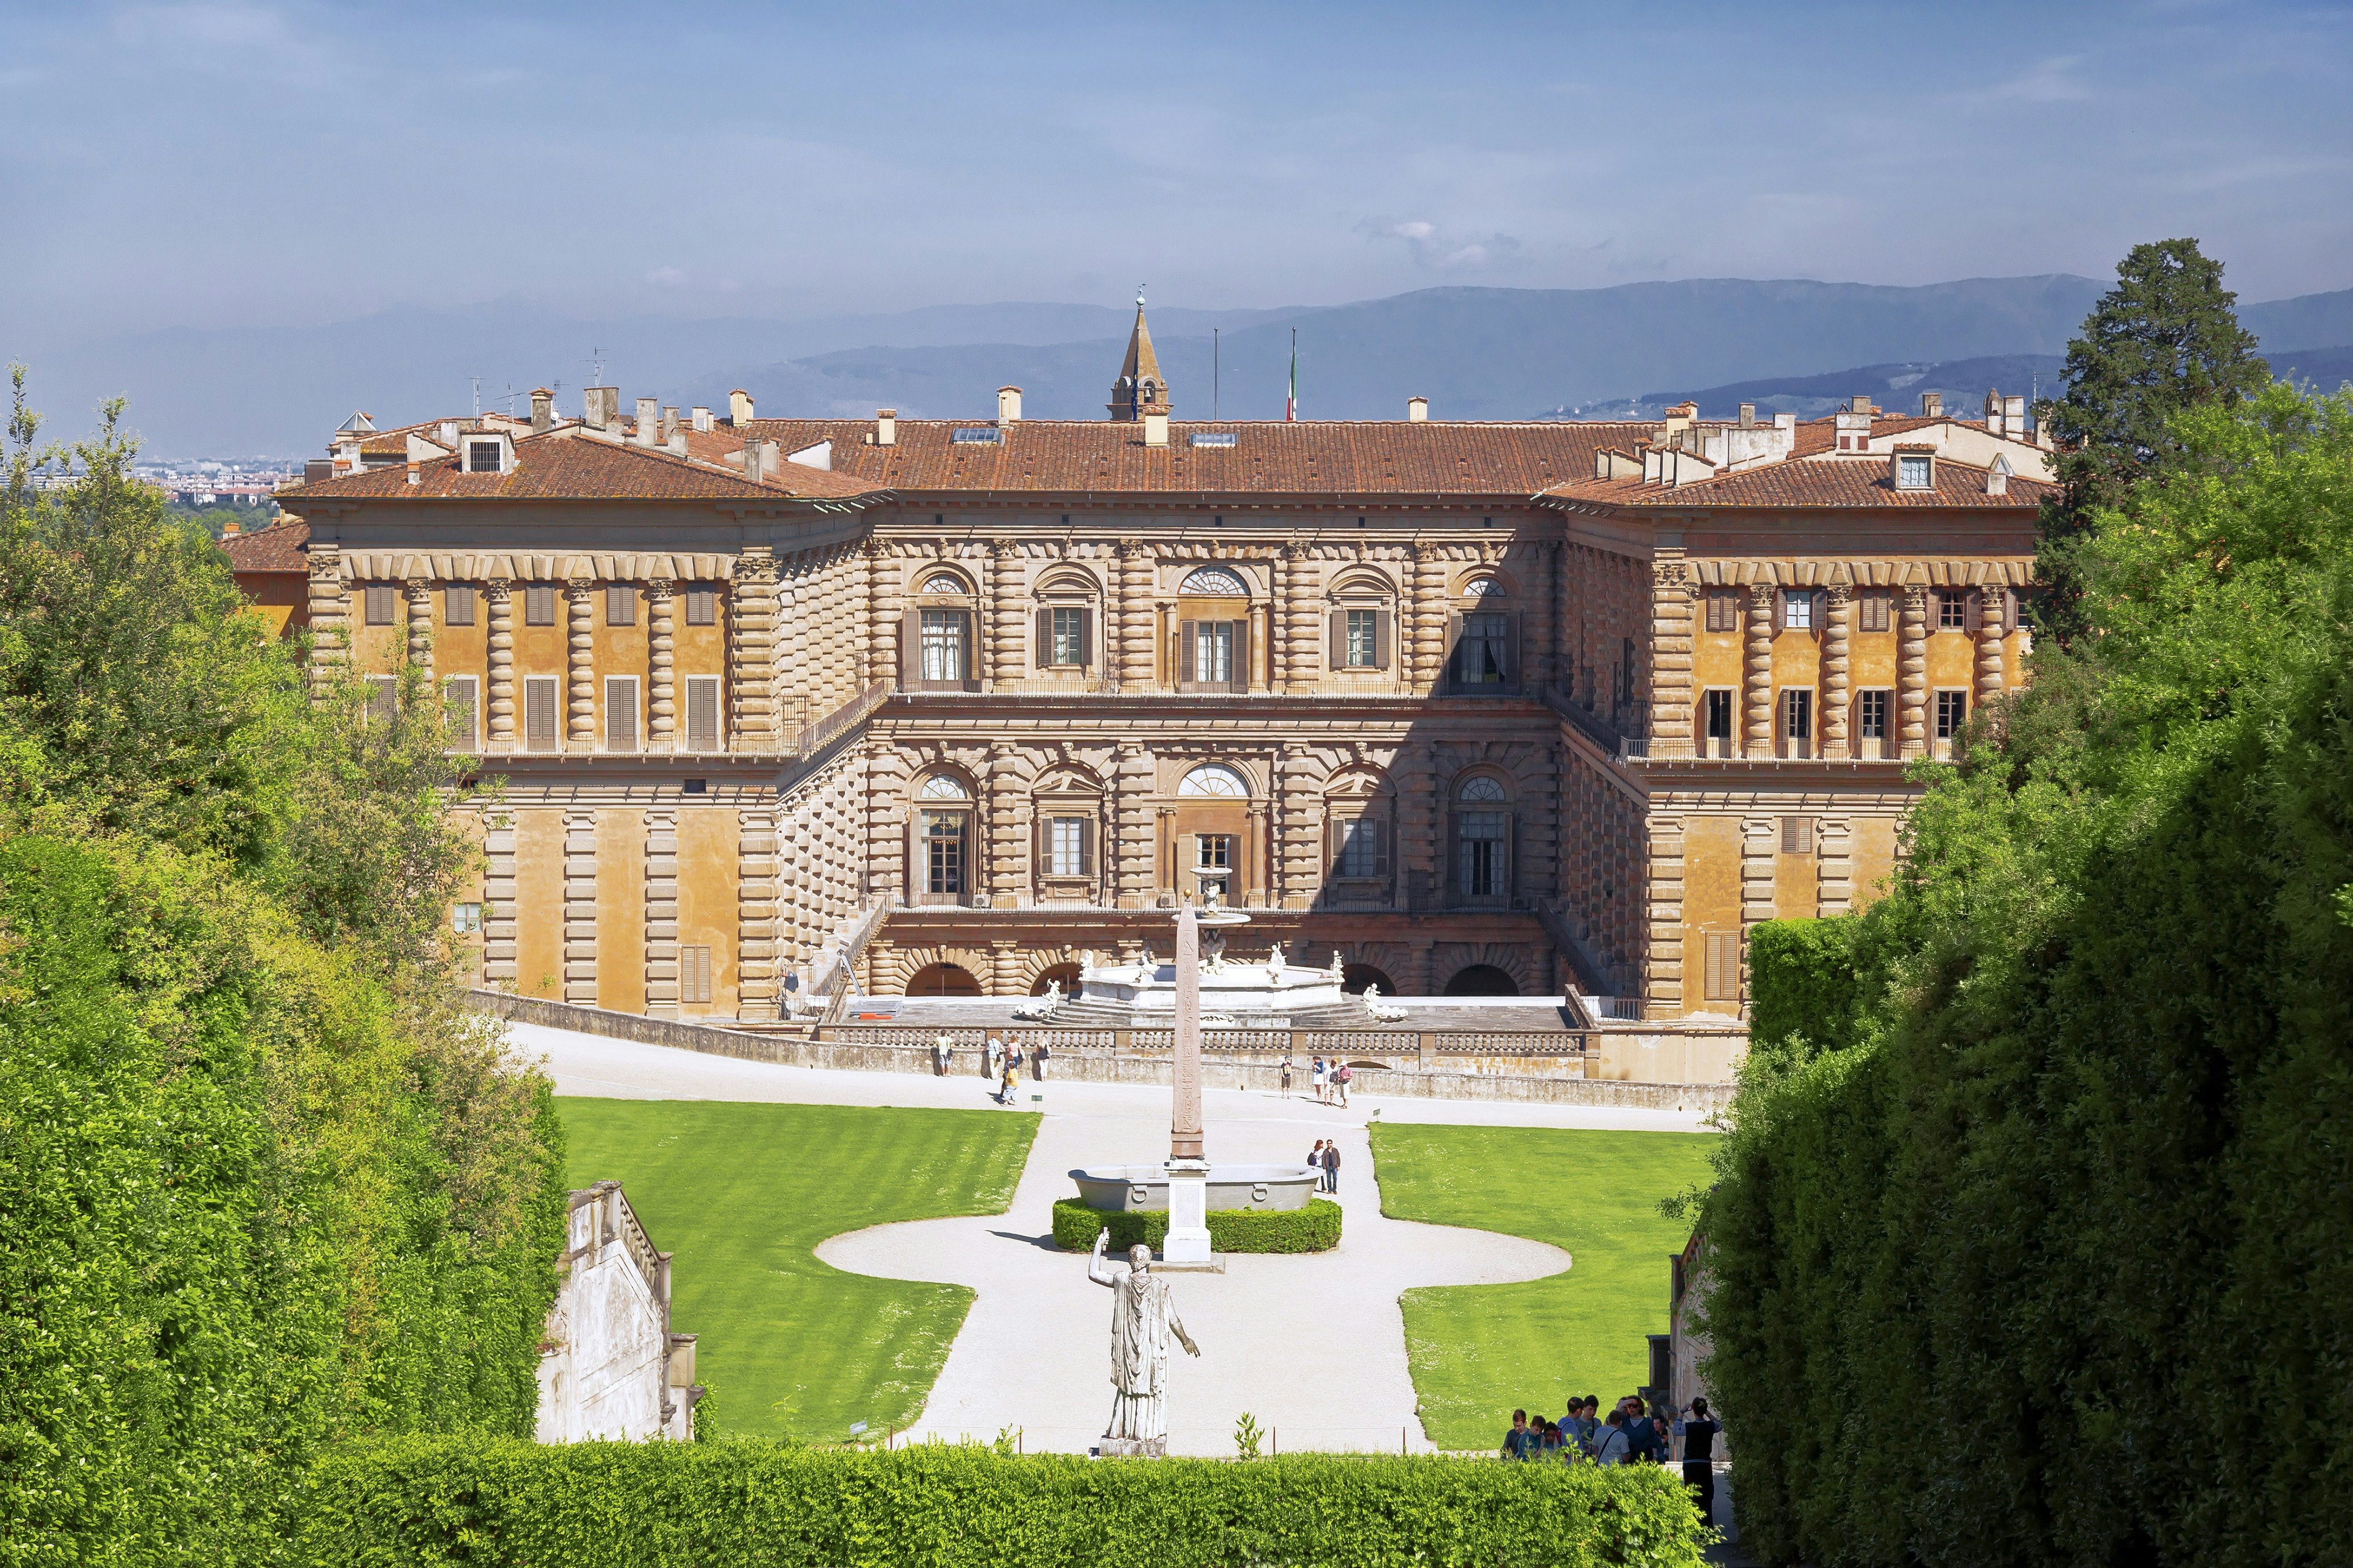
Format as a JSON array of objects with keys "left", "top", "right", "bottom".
[
  {"left": 1052, "top": 1197, "right": 1343, "bottom": 1254},
  {"left": 301, "top": 1434, "right": 1712, "bottom": 1567}
]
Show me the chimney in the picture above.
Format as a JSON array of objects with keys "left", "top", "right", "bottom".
[
  {"left": 304, "top": 457, "right": 332, "bottom": 484},
  {"left": 1407, "top": 395, "right": 1428, "bottom": 422},
  {"left": 875, "top": 408, "right": 897, "bottom": 447},
  {"left": 633, "top": 397, "right": 658, "bottom": 445},
  {"left": 1987, "top": 454, "right": 2013, "bottom": 497},
  {"left": 1984, "top": 387, "right": 2004, "bottom": 437},
  {"left": 1919, "top": 391, "right": 1943, "bottom": 419},
  {"left": 440, "top": 420, "right": 460, "bottom": 447},
  {"left": 691, "top": 405, "right": 712, "bottom": 432},
  {"left": 1738, "top": 401, "right": 1756, "bottom": 429},
  {"left": 584, "top": 387, "right": 620, "bottom": 430},
  {"left": 406, "top": 461, "right": 421, "bottom": 487},
  {"left": 760, "top": 440, "right": 780, "bottom": 478},
  {"left": 729, "top": 389, "right": 754, "bottom": 425},
  {"left": 530, "top": 387, "right": 554, "bottom": 434},
  {"left": 998, "top": 385, "right": 1023, "bottom": 424},
  {"left": 337, "top": 439, "right": 361, "bottom": 474},
  {"left": 1143, "top": 410, "right": 1168, "bottom": 447},
  {"left": 2004, "top": 395, "right": 2026, "bottom": 437},
  {"left": 661, "top": 405, "right": 681, "bottom": 443}
]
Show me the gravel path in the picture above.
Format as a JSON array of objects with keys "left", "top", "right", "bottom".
[{"left": 514, "top": 1023, "right": 1710, "bottom": 1455}]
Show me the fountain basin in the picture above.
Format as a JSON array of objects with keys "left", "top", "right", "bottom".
[{"left": 1070, "top": 1164, "right": 1321, "bottom": 1213}]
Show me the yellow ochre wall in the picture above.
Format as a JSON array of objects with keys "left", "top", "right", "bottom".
[
  {"left": 514, "top": 809, "right": 565, "bottom": 1000},
  {"left": 675, "top": 808, "right": 740, "bottom": 1017},
  {"left": 595, "top": 809, "right": 645, "bottom": 1013}
]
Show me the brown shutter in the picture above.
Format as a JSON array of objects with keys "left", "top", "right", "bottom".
[
  {"left": 1444, "top": 810, "right": 1460, "bottom": 903},
  {"left": 1033, "top": 812, "right": 1045, "bottom": 881},
  {"left": 901, "top": 606, "right": 921, "bottom": 686},
  {"left": 1374, "top": 609, "right": 1391, "bottom": 670},
  {"left": 1325, "top": 817, "right": 1344, "bottom": 876},
  {"left": 1329, "top": 608, "right": 1346, "bottom": 670},
  {"left": 1504, "top": 613, "right": 1522, "bottom": 689},
  {"left": 1375, "top": 814, "right": 1391, "bottom": 878},
  {"left": 1965, "top": 590, "right": 1983, "bottom": 632},
  {"left": 1447, "top": 613, "right": 1466, "bottom": 688},
  {"left": 958, "top": 610, "right": 976, "bottom": 685},
  {"left": 905, "top": 813, "right": 918, "bottom": 899},
  {"left": 1036, "top": 607, "right": 1052, "bottom": 667},
  {"left": 1232, "top": 619, "right": 1250, "bottom": 693},
  {"left": 1078, "top": 815, "right": 1093, "bottom": 878},
  {"left": 1178, "top": 620, "right": 1196, "bottom": 685},
  {"left": 1505, "top": 813, "right": 1518, "bottom": 901},
  {"left": 688, "top": 679, "right": 719, "bottom": 751},
  {"left": 1078, "top": 607, "right": 1093, "bottom": 670}
]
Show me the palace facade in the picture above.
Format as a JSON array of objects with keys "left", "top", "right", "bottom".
[{"left": 227, "top": 306, "right": 2051, "bottom": 1030}]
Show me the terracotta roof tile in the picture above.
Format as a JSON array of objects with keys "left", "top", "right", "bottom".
[
  {"left": 284, "top": 429, "right": 885, "bottom": 504},
  {"left": 1541, "top": 452, "right": 2051, "bottom": 511},
  {"left": 218, "top": 517, "right": 310, "bottom": 571}
]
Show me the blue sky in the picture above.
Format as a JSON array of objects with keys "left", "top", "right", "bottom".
[{"left": 3, "top": 0, "right": 2348, "bottom": 351}]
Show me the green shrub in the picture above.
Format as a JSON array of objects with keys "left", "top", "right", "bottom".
[
  {"left": 1051, "top": 1198, "right": 1343, "bottom": 1254},
  {"left": 301, "top": 1434, "right": 1712, "bottom": 1567}
]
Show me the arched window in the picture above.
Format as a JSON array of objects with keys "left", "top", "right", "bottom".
[
  {"left": 1457, "top": 774, "right": 1507, "bottom": 802},
  {"left": 1455, "top": 775, "right": 1511, "bottom": 899},
  {"left": 1178, "top": 763, "right": 1250, "bottom": 797},
  {"left": 1464, "top": 576, "right": 1506, "bottom": 598},
  {"left": 912, "top": 775, "right": 971, "bottom": 905},
  {"left": 921, "top": 573, "right": 970, "bottom": 596},
  {"left": 918, "top": 774, "right": 970, "bottom": 800},
  {"left": 1180, "top": 567, "right": 1248, "bottom": 598}
]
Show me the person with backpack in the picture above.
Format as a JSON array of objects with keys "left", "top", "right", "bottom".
[
  {"left": 1592, "top": 1409, "right": 1632, "bottom": 1466},
  {"left": 1333, "top": 1062, "right": 1352, "bottom": 1107},
  {"left": 1500, "top": 1409, "right": 1537, "bottom": 1461}
]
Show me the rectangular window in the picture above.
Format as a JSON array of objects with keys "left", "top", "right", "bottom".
[
  {"left": 1703, "top": 689, "right": 1734, "bottom": 740},
  {"left": 1784, "top": 688, "right": 1814, "bottom": 746},
  {"left": 1195, "top": 833, "right": 1234, "bottom": 871},
  {"left": 1345, "top": 608, "right": 1380, "bottom": 667},
  {"left": 1896, "top": 453, "right": 1932, "bottom": 490},
  {"left": 1703, "top": 932, "right": 1740, "bottom": 1002},
  {"left": 685, "top": 677, "right": 721, "bottom": 752},
  {"left": 1704, "top": 592, "right": 1739, "bottom": 634},
  {"left": 1193, "top": 620, "right": 1235, "bottom": 685},
  {"left": 445, "top": 583, "right": 476, "bottom": 625},
  {"left": 365, "top": 674, "right": 398, "bottom": 724},
  {"left": 1935, "top": 689, "right": 1969, "bottom": 739},
  {"left": 466, "top": 439, "right": 503, "bottom": 473},
  {"left": 1048, "top": 817, "right": 1086, "bottom": 878},
  {"left": 1456, "top": 612, "right": 1511, "bottom": 686},
  {"left": 1781, "top": 816, "right": 1815, "bottom": 856},
  {"left": 1858, "top": 591, "right": 1891, "bottom": 632},
  {"left": 685, "top": 586, "right": 717, "bottom": 626},
  {"left": 1937, "top": 589, "right": 1968, "bottom": 629},
  {"left": 524, "top": 677, "right": 559, "bottom": 751},
  {"left": 524, "top": 584, "right": 556, "bottom": 625},
  {"left": 921, "top": 608, "right": 970, "bottom": 682},
  {"left": 364, "top": 583, "right": 398, "bottom": 625},
  {"left": 442, "top": 675, "right": 479, "bottom": 750},
  {"left": 1857, "top": 689, "right": 1890, "bottom": 739},
  {"left": 452, "top": 902, "right": 483, "bottom": 934},
  {"left": 1337, "top": 818, "right": 1380, "bottom": 879},
  {"left": 606, "top": 584, "right": 635, "bottom": 626},
  {"left": 1050, "top": 607, "right": 1087, "bottom": 667},
  {"left": 923, "top": 812, "right": 966, "bottom": 895},
  {"left": 679, "top": 944, "right": 714, "bottom": 1006},
  {"left": 1782, "top": 590, "right": 1815, "bottom": 631},
  {"left": 605, "top": 676, "right": 638, "bottom": 751},
  {"left": 1459, "top": 810, "right": 1508, "bottom": 897}
]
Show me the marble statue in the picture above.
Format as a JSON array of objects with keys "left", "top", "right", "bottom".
[
  {"left": 1327, "top": 949, "right": 1345, "bottom": 982},
  {"left": 1268, "top": 941, "right": 1286, "bottom": 972},
  {"left": 1087, "top": 1229, "right": 1200, "bottom": 1453}
]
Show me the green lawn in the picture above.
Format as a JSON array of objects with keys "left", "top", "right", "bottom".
[
  {"left": 558, "top": 1099, "right": 1036, "bottom": 1441},
  {"left": 1369, "top": 1122, "right": 1717, "bottom": 1451}
]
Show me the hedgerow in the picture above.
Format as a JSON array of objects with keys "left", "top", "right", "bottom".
[
  {"left": 299, "top": 1434, "right": 1713, "bottom": 1567},
  {"left": 1697, "top": 383, "right": 2353, "bottom": 1567},
  {"left": 1051, "top": 1198, "right": 1344, "bottom": 1254}
]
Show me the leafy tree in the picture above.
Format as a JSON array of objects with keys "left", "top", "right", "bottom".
[{"left": 2033, "top": 239, "right": 2268, "bottom": 643}]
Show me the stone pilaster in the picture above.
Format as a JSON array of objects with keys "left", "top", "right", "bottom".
[
  {"left": 773, "top": 554, "right": 804, "bottom": 736},
  {"left": 1899, "top": 585, "right": 1929, "bottom": 758},
  {"left": 1816, "top": 817, "right": 1854, "bottom": 917},
  {"left": 866, "top": 542, "right": 900, "bottom": 688},
  {"left": 646, "top": 578, "right": 675, "bottom": 750},
  {"left": 985, "top": 743, "right": 1021, "bottom": 907},
  {"left": 481, "top": 808, "right": 518, "bottom": 990},
  {"left": 643, "top": 808, "right": 679, "bottom": 1017},
  {"left": 1526, "top": 540, "right": 1559, "bottom": 696},
  {"left": 1115, "top": 542, "right": 1156, "bottom": 692},
  {"left": 1276, "top": 743, "right": 1321, "bottom": 910},
  {"left": 1647, "top": 557, "right": 1694, "bottom": 756},
  {"left": 404, "top": 577, "right": 434, "bottom": 681},
  {"left": 565, "top": 579, "right": 596, "bottom": 748},
  {"left": 1394, "top": 745, "right": 1440, "bottom": 910},
  {"left": 988, "top": 539, "right": 1024, "bottom": 690},
  {"left": 1113, "top": 742, "right": 1154, "bottom": 908},
  {"left": 306, "top": 546, "right": 348, "bottom": 699},
  {"left": 1739, "top": 816, "right": 1777, "bottom": 1007},
  {"left": 1973, "top": 590, "right": 2007, "bottom": 717},
  {"left": 1743, "top": 581, "right": 1776, "bottom": 758},
  {"left": 736, "top": 808, "right": 779, "bottom": 1019},
  {"left": 1822, "top": 584, "right": 1853, "bottom": 759},
  {"left": 563, "top": 808, "right": 598, "bottom": 1005},
  {"left": 485, "top": 579, "right": 515, "bottom": 751},
  {"left": 1409, "top": 543, "right": 1448, "bottom": 692},
  {"left": 990, "top": 940, "right": 1023, "bottom": 999},
  {"left": 730, "top": 551, "right": 780, "bottom": 750},
  {"left": 1244, "top": 800, "right": 1269, "bottom": 907},
  {"left": 1643, "top": 814, "right": 1684, "bottom": 1019}
]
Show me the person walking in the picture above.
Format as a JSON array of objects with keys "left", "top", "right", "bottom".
[
  {"left": 1311, "top": 1056, "right": 1328, "bottom": 1103},
  {"left": 1000, "top": 1048, "right": 1022, "bottom": 1106},
  {"left": 933, "top": 1034, "right": 951, "bottom": 1077},
  {"left": 1307, "top": 1138, "right": 1326, "bottom": 1178},
  {"left": 1279, "top": 1055, "right": 1294, "bottom": 1098},
  {"left": 985, "top": 1036, "right": 1002, "bottom": 1081},
  {"left": 1033, "top": 1040, "right": 1049, "bottom": 1080},
  {"left": 1322, "top": 1140, "right": 1341, "bottom": 1194},
  {"left": 1592, "top": 1410, "right": 1632, "bottom": 1466},
  {"left": 1680, "top": 1399, "right": 1721, "bottom": 1529},
  {"left": 1333, "top": 1062, "right": 1351, "bottom": 1108}
]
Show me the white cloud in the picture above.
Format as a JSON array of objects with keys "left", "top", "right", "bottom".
[
  {"left": 645, "top": 267, "right": 689, "bottom": 288},
  {"left": 1356, "top": 217, "right": 1521, "bottom": 271},
  {"left": 1965, "top": 55, "right": 2095, "bottom": 106}
]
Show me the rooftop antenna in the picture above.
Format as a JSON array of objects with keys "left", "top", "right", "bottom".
[
  {"left": 588, "top": 347, "right": 605, "bottom": 385},
  {"left": 1214, "top": 327, "right": 1220, "bottom": 420},
  {"left": 502, "top": 383, "right": 520, "bottom": 418},
  {"left": 470, "top": 376, "right": 483, "bottom": 418}
]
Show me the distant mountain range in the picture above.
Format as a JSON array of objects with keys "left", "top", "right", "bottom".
[{"left": 19, "top": 277, "right": 2353, "bottom": 457}]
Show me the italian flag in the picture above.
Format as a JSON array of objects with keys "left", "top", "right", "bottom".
[{"left": 1286, "top": 330, "right": 1298, "bottom": 421}]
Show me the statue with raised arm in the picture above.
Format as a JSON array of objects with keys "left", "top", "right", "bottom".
[{"left": 1087, "top": 1229, "right": 1199, "bottom": 1453}]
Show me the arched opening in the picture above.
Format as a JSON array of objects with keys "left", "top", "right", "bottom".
[
  {"left": 1031, "top": 962, "right": 1082, "bottom": 997},
  {"left": 1341, "top": 964, "right": 1397, "bottom": 996},
  {"left": 1443, "top": 964, "right": 1519, "bottom": 997},
  {"left": 906, "top": 963, "right": 982, "bottom": 997}
]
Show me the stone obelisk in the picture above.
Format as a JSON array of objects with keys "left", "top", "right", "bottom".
[{"left": 1163, "top": 904, "right": 1213, "bottom": 1264}]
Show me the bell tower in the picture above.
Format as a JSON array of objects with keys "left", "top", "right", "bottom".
[{"left": 1108, "top": 288, "right": 1171, "bottom": 422}]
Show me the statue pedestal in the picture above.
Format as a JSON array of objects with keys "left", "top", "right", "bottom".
[
  {"left": 1162, "top": 1157, "right": 1213, "bottom": 1265},
  {"left": 1096, "top": 1437, "right": 1168, "bottom": 1459}
]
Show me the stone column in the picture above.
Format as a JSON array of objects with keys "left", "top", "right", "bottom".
[
  {"left": 306, "top": 546, "right": 348, "bottom": 699},
  {"left": 1742, "top": 581, "right": 1776, "bottom": 759},
  {"left": 1394, "top": 746, "right": 1440, "bottom": 910},
  {"left": 736, "top": 809, "right": 779, "bottom": 1019},
  {"left": 985, "top": 743, "right": 1022, "bottom": 908},
  {"left": 1526, "top": 540, "right": 1559, "bottom": 696},
  {"left": 1409, "top": 543, "right": 1449, "bottom": 691},
  {"left": 1739, "top": 816, "right": 1777, "bottom": 1009},
  {"left": 1244, "top": 800, "right": 1269, "bottom": 907},
  {"left": 988, "top": 539, "right": 1024, "bottom": 691},
  {"left": 404, "top": 577, "right": 434, "bottom": 680},
  {"left": 485, "top": 579, "right": 515, "bottom": 751},
  {"left": 1898, "top": 585, "right": 1929, "bottom": 758},
  {"left": 1116, "top": 542, "right": 1156, "bottom": 691},
  {"left": 1647, "top": 558, "right": 1694, "bottom": 756},
  {"left": 730, "top": 551, "right": 780, "bottom": 751},
  {"left": 990, "top": 940, "right": 1023, "bottom": 999},
  {"left": 773, "top": 554, "right": 804, "bottom": 736},
  {"left": 565, "top": 579, "right": 597, "bottom": 748},
  {"left": 1410, "top": 939, "right": 1437, "bottom": 997},
  {"left": 481, "top": 808, "right": 518, "bottom": 990},
  {"left": 1973, "top": 589, "right": 2007, "bottom": 716},
  {"left": 1822, "top": 584, "right": 1853, "bottom": 760},
  {"left": 643, "top": 808, "right": 679, "bottom": 1017},
  {"left": 867, "top": 543, "right": 900, "bottom": 689},
  {"left": 1642, "top": 814, "right": 1685, "bottom": 1019},
  {"left": 1113, "top": 742, "right": 1154, "bottom": 909},
  {"left": 563, "top": 808, "right": 598, "bottom": 1005},
  {"left": 646, "top": 578, "right": 676, "bottom": 751},
  {"left": 1816, "top": 817, "right": 1854, "bottom": 917}
]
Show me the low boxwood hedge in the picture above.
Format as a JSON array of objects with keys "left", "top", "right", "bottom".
[
  {"left": 1051, "top": 1196, "right": 1343, "bottom": 1254},
  {"left": 303, "top": 1435, "right": 1712, "bottom": 1567}
]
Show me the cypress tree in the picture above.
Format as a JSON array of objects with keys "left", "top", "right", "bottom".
[{"left": 2034, "top": 238, "right": 2266, "bottom": 642}]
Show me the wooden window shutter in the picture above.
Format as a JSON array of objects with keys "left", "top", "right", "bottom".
[
  {"left": 1231, "top": 618, "right": 1250, "bottom": 693},
  {"left": 1374, "top": 609, "right": 1391, "bottom": 670},
  {"left": 1036, "top": 607, "right": 1052, "bottom": 667},
  {"left": 1032, "top": 812, "right": 1045, "bottom": 879},
  {"left": 904, "top": 814, "right": 917, "bottom": 899},
  {"left": 1504, "top": 613, "right": 1522, "bottom": 688},
  {"left": 1078, "top": 607, "right": 1093, "bottom": 670},
  {"left": 1329, "top": 608, "right": 1347, "bottom": 670},
  {"left": 1445, "top": 810, "right": 1461, "bottom": 902},
  {"left": 1325, "top": 817, "right": 1344, "bottom": 875},
  {"left": 901, "top": 606, "right": 921, "bottom": 686},
  {"left": 1178, "top": 620, "right": 1197, "bottom": 685},
  {"left": 1081, "top": 815, "right": 1095, "bottom": 878},
  {"left": 1965, "top": 590, "right": 1983, "bottom": 632},
  {"left": 606, "top": 677, "right": 638, "bottom": 750},
  {"left": 1703, "top": 932, "right": 1738, "bottom": 1001},
  {"left": 686, "top": 678, "right": 719, "bottom": 751},
  {"left": 525, "top": 678, "right": 557, "bottom": 749},
  {"left": 1448, "top": 613, "right": 1467, "bottom": 686},
  {"left": 1375, "top": 815, "right": 1391, "bottom": 878},
  {"left": 1781, "top": 816, "right": 1814, "bottom": 856}
]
